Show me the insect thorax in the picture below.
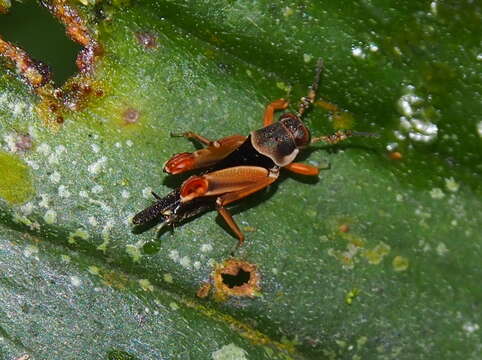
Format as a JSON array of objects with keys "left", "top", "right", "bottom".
[{"left": 250, "top": 115, "right": 307, "bottom": 167}]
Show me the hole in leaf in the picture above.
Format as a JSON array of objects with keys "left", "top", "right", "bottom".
[
  {"left": 0, "top": 0, "right": 81, "bottom": 85},
  {"left": 221, "top": 268, "right": 251, "bottom": 288},
  {"left": 213, "top": 259, "right": 260, "bottom": 300}
]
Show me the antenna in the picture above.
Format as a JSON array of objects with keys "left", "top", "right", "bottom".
[{"left": 298, "top": 58, "right": 324, "bottom": 118}]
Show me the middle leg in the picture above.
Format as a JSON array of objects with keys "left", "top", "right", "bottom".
[{"left": 284, "top": 162, "right": 320, "bottom": 176}]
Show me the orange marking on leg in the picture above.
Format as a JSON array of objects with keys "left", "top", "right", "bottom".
[
  {"left": 180, "top": 176, "right": 209, "bottom": 202},
  {"left": 263, "top": 98, "right": 289, "bottom": 127},
  {"left": 163, "top": 152, "right": 195, "bottom": 174},
  {"left": 284, "top": 162, "right": 319, "bottom": 176}
]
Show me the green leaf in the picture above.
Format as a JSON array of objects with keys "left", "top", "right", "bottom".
[{"left": 1, "top": 1, "right": 481, "bottom": 359}]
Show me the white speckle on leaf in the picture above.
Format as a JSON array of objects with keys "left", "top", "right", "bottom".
[
  {"left": 44, "top": 209, "right": 57, "bottom": 224},
  {"left": 89, "top": 199, "right": 111, "bottom": 212},
  {"left": 58, "top": 185, "right": 71, "bottom": 198},
  {"left": 212, "top": 343, "right": 248, "bottom": 360},
  {"left": 121, "top": 190, "right": 130, "bottom": 199},
  {"left": 179, "top": 256, "right": 191, "bottom": 269},
  {"left": 463, "top": 322, "right": 479, "bottom": 334},
  {"left": 68, "top": 228, "right": 89, "bottom": 244},
  {"left": 70, "top": 276, "right": 82, "bottom": 287},
  {"left": 48, "top": 153, "right": 60, "bottom": 165},
  {"left": 115, "top": 142, "right": 122, "bottom": 148},
  {"left": 142, "top": 187, "right": 153, "bottom": 198},
  {"left": 20, "top": 202, "right": 34, "bottom": 216},
  {"left": 351, "top": 46, "right": 365, "bottom": 59},
  {"left": 25, "top": 159, "right": 39, "bottom": 170},
  {"left": 369, "top": 43, "right": 379, "bottom": 52},
  {"left": 91, "top": 185, "right": 103, "bottom": 194},
  {"left": 430, "top": 188, "right": 445, "bottom": 199},
  {"left": 436, "top": 242, "right": 449, "bottom": 256},
  {"left": 386, "top": 142, "right": 398, "bottom": 151},
  {"left": 201, "top": 243, "right": 213, "bottom": 253},
  {"left": 126, "top": 140, "right": 133, "bottom": 147},
  {"left": 24, "top": 245, "right": 39, "bottom": 258},
  {"left": 445, "top": 177, "right": 460, "bottom": 192},
  {"left": 79, "top": 190, "right": 89, "bottom": 198},
  {"left": 97, "top": 220, "right": 114, "bottom": 251},
  {"left": 282, "top": 6, "right": 294, "bottom": 17},
  {"left": 207, "top": 258, "right": 216, "bottom": 267},
  {"left": 37, "top": 143, "right": 51, "bottom": 156},
  {"left": 126, "top": 240, "right": 145, "bottom": 262},
  {"left": 49, "top": 171, "right": 61, "bottom": 183},
  {"left": 396, "top": 86, "right": 439, "bottom": 143},
  {"left": 88, "top": 216, "right": 98, "bottom": 226},
  {"left": 193, "top": 261, "right": 201, "bottom": 270},
  {"left": 3, "top": 133, "right": 17, "bottom": 152},
  {"left": 303, "top": 53, "right": 312, "bottom": 63},
  {"left": 88, "top": 266, "right": 100, "bottom": 275},
  {"left": 55, "top": 145, "right": 66, "bottom": 154},
  {"left": 88, "top": 156, "right": 107, "bottom": 175},
  {"left": 163, "top": 273, "right": 173, "bottom": 283},
  {"left": 169, "top": 250, "right": 179, "bottom": 262},
  {"left": 430, "top": 1, "right": 438, "bottom": 15},
  {"left": 91, "top": 144, "right": 100, "bottom": 153},
  {"left": 139, "top": 279, "right": 154, "bottom": 292}
]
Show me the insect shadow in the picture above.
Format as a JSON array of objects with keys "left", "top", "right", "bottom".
[{"left": 133, "top": 142, "right": 377, "bottom": 246}]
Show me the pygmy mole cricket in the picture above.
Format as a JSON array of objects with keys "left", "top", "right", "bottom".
[{"left": 133, "top": 59, "right": 375, "bottom": 246}]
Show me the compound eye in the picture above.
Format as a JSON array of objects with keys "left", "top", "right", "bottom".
[{"left": 279, "top": 113, "right": 311, "bottom": 147}]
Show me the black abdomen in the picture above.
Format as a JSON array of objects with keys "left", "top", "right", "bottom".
[{"left": 210, "top": 135, "right": 275, "bottom": 171}]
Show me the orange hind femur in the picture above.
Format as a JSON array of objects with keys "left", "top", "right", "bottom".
[
  {"left": 164, "top": 152, "right": 196, "bottom": 174},
  {"left": 180, "top": 176, "right": 209, "bottom": 202}
]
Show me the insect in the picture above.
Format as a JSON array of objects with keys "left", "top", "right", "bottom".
[{"left": 133, "top": 59, "right": 374, "bottom": 246}]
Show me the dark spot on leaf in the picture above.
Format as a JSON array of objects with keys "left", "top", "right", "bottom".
[
  {"left": 388, "top": 151, "right": 403, "bottom": 160},
  {"left": 123, "top": 108, "right": 140, "bottom": 124},
  {"left": 339, "top": 224, "right": 350, "bottom": 233},
  {"left": 15, "top": 134, "right": 33, "bottom": 151},
  {"left": 196, "top": 282, "right": 211, "bottom": 298}
]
